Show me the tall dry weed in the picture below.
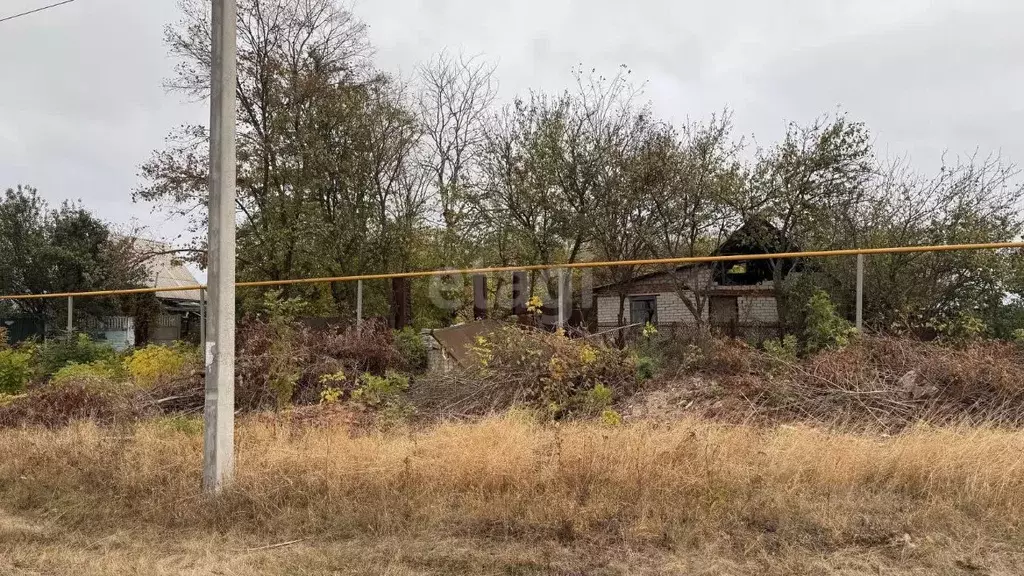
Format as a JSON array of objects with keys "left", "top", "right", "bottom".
[{"left": 0, "top": 417, "right": 1021, "bottom": 549}]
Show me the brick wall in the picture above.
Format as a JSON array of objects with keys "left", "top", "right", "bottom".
[
  {"left": 598, "top": 292, "right": 779, "bottom": 327},
  {"left": 596, "top": 296, "right": 622, "bottom": 325},
  {"left": 595, "top": 265, "right": 781, "bottom": 329},
  {"left": 738, "top": 296, "right": 778, "bottom": 324},
  {"left": 597, "top": 291, "right": 706, "bottom": 326}
]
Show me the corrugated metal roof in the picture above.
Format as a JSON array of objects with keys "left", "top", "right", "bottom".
[{"left": 133, "top": 238, "right": 202, "bottom": 302}]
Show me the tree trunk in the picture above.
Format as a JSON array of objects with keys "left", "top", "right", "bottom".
[
  {"left": 616, "top": 292, "right": 628, "bottom": 349},
  {"left": 772, "top": 262, "right": 789, "bottom": 333}
]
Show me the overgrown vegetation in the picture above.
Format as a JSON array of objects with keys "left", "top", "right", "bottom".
[
  {"left": 0, "top": 317, "right": 1022, "bottom": 573},
  {"left": 0, "top": 283, "right": 1021, "bottom": 436},
  {"left": 0, "top": 0, "right": 1021, "bottom": 571},
  {"left": 0, "top": 348, "right": 31, "bottom": 395},
  {"left": 103, "top": 0, "right": 1024, "bottom": 337},
  {"left": 123, "top": 344, "right": 194, "bottom": 388},
  {"left": 640, "top": 333, "right": 1024, "bottom": 430},
  {"left": 2, "top": 307, "right": 1024, "bottom": 434},
  {"left": 35, "top": 334, "right": 117, "bottom": 379},
  {"left": 0, "top": 376, "right": 143, "bottom": 428},
  {"left": 50, "top": 359, "right": 125, "bottom": 385},
  {"left": 802, "top": 289, "right": 857, "bottom": 353},
  {"left": 261, "top": 291, "right": 307, "bottom": 410},
  {"left": 2, "top": 416, "right": 1023, "bottom": 575},
  {"left": 412, "top": 326, "right": 643, "bottom": 420},
  {"left": 393, "top": 327, "right": 428, "bottom": 372},
  {"left": 235, "top": 318, "right": 410, "bottom": 411}
]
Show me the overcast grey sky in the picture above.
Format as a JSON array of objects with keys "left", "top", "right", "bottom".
[{"left": 1, "top": 0, "right": 1021, "bottom": 245}]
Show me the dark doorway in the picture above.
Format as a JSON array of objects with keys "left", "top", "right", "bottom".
[{"left": 709, "top": 296, "right": 739, "bottom": 336}]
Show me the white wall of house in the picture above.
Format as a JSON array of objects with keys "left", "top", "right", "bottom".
[
  {"left": 595, "top": 267, "right": 782, "bottom": 328},
  {"left": 596, "top": 296, "right": 623, "bottom": 326},
  {"left": 597, "top": 292, "right": 707, "bottom": 326},
  {"left": 738, "top": 296, "right": 779, "bottom": 324},
  {"left": 597, "top": 291, "right": 779, "bottom": 326}
]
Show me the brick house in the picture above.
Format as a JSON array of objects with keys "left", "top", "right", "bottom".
[{"left": 593, "top": 218, "right": 797, "bottom": 341}]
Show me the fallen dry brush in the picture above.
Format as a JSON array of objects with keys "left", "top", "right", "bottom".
[
  {"left": 411, "top": 325, "right": 642, "bottom": 419},
  {"left": 0, "top": 377, "right": 148, "bottom": 429},
  {"left": 666, "top": 336, "right": 1024, "bottom": 429},
  {"left": 236, "top": 319, "right": 404, "bottom": 410}
]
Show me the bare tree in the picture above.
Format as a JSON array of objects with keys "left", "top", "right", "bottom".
[
  {"left": 846, "top": 153, "right": 1024, "bottom": 331},
  {"left": 417, "top": 50, "right": 498, "bottom": 264},
  {"left": 648, "top": 112, "right": 744, "bottom": 329}
]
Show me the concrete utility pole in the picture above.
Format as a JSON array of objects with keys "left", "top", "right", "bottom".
[
  {"left": 203, "top": 0, "right": 237, "bottom": 494},
  {"left": 556, "top": 269, "right": 566, "bottom": 330},
  {"left": 356, "top": 280, "right": 363, "bottom": 327},
  {"left": 66, "top": 296, "right": 73, "bottom": 338},
  {"left": 855, "top": 254, "right": 864, "bottom": 332},
  {"left": 199, "top": 287, "right": 206, "bottom": 349}
]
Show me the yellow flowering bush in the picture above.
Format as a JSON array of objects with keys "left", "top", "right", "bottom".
[
  {"left": 526, "top": 295, "right": 544, "bottom": 315},
  {"left": 51, "top": 359, "right": 126, "bottom": 385},
  {"left": 123, "top": 344, "right": 193, "bottom": 388}
]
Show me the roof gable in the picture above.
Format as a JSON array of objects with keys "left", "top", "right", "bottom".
[
  {"left": 594, "top": 217, "right": 798, "bottom": 293},
  {"left": 133, "top": 238, "right": 201, "bottom": 302}
]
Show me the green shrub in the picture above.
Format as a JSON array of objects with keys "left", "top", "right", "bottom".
[
  {"left": 803, "top": 290, "right": 857, "bottom": 354},
  {"left": 263, "top": 290, "right": 306, "bottom": 410},
  {"left": 762, "top": 334, "right": 799, "bottom": 374},
  {"left": 123, "top": 345, "right": 191, "bottom": 388},
  {"left": 51, "top": 359, "right": 126, "bottom": 385},
  {"left": 36, "top": 334, "right": 116, "bottom": 378},
  {"left": 582, "top": 382, "right": 614, "bottom": 416},
  {"left": 764, "top": 334, "right": 798, "bottom": 362},
  {"left": 600, "top": 408, "right": 623, "bottom": 426},
  {"left": 936, "top": 311, "right": 987, "bottom": 345},
  {"left": 318, "top": 370, "right": 346, "bottom": 404},
  {"left": 634, "top": 356, "right": 657, "bottom": 381},
  {"left": 394, "top": 327, "right": 428, "bottom": 372},
  {"left": 0, "top": 349, "right": 32, "bottom": 395},
  {"left": 352, "top": 371, "right": 410, "bottom": 408},
  {"left": 352, "top": 371, "right": 414, "bottom": 426}
]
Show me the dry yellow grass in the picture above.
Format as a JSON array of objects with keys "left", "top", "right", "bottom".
[{"left": 1, "top": 415, "right": 1024, "bottom": 574}]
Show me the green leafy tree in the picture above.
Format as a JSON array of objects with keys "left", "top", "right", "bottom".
[
  {"left": 138, "top": 0, "right": 430, "bottom": 319},
  {"left": 746, "top": 114, "right": 875, "bottom": 329},
  {"left": 648, "top": 112, "right": 745, "bottom": 329},
  {"left": 0, "top": 186, "right": 147, "bottom": 323}
]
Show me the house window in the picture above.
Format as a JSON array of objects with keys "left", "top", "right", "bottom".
[{"left": 629, "top": 296, "right": 658, "bottom": 325}]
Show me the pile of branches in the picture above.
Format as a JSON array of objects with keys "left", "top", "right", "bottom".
[
  {"left": 235, "top": 318, "right": 402, "bottom": 410},
  {"left": 0, "top": 377, "right": 149, "bottom": 428},
  {"left": 0, "top": 320, "right": 411, "bottom": 427},
  {"left": 411, "top": 325, "right": 642, "bottom": 419},
  {"left": 708, "top": 337, "right": 1024, "bottom": 429}
]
